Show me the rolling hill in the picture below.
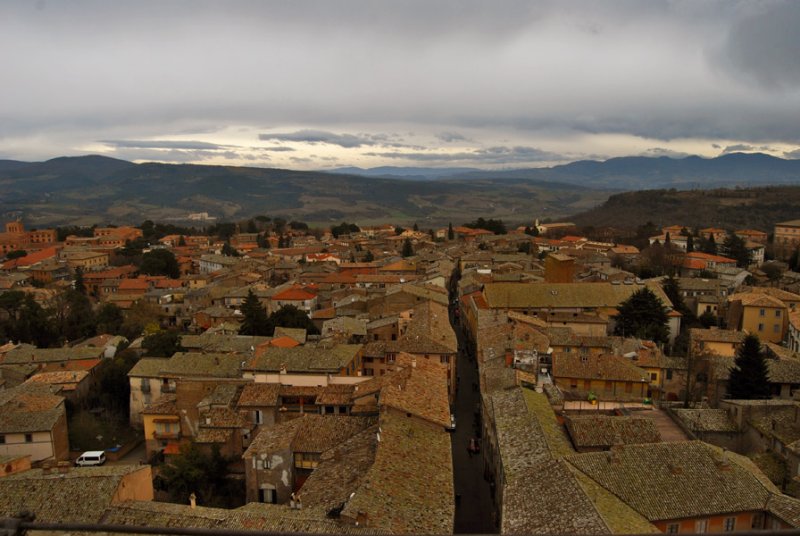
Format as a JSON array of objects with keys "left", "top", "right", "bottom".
[
  {"left": 0, "top": 156, "right": 606, "bottom": 227},
  {"left": 569, "top": 186, "right": 800, "bottom": 232}
]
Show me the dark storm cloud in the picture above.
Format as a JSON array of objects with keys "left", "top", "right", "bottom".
[{"left": 722, "top": 1, "right": 800, "bottom": 88}]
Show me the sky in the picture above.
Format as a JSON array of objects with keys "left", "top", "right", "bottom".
[{"left": 1, "top": 0, "right": 800, "bottom": 170}]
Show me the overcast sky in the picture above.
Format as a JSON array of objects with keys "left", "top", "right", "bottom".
[{"left": 1, "top": 0, "right": 800, "bottom": 170}]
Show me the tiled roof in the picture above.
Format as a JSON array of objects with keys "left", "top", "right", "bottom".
[
  {"left": 103, "top": 500, "right": 382, "bottom": 534},
  {"left": 729, "top": 292, "right": 787, "bottom": 309},
  {"left": 483, "top": 282, "right": 673, "bottom": 310},
  {"left": 3, "top": 346, "right": 104, "bottom": 364},
  {"left": 127, "top": 357, "right": 170, "bottom": 378},
  {"left": 340, "top": 411, "right": 454, "bottom": 534},
  {"left": 565, "top": 441, "right": 778, "bottom": 521},
  {"left": 271, "top": 287, "right": 317, "bottom": 301},
  {"left": 244, "top": 344, "right": 361, "bottom": 373},
  {"left": 0, "top": 465, "right": 150, "bottom": 523},
  {"left": 502, "top": 459, "right": 612, "bottom": 535},
  {"left": 0, "top": 383, "right": 64, "bottom": 433},
  {"left": 553, "top": 353, "right": 650, "bottom": 383},
  {"left": 159, "top": 352, "right": 244, "bottom": 378},
  {"left": 180, "top": 334, "right": 270, "bottom": 353},
  {"left": 273, "top": 327, "right": 308, "bottom": 343},
  {"left": 672, "top": 409, "right": 738, "bottom": 433},
  {"left": 378, "top": 353, "right": 451, "bottom": 428},
  {"left": 237, "top": 383, "right": 281, "bottom": 407},
  {"left": 243, "top": 414, "right": 376, "bottom": 459},
  {"left": 565, "top": 416, "right": 662, "bottom": 449},
  {"left": 690, "top": 328, "right": 746, "bottom": 344},
  {"left": 299, "top": 426, "right": 379, "bottom": 512}
]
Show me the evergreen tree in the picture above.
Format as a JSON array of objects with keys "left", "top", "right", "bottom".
[
  {"left": 613, "top": 288, "right": 670, "bottom": 345},
  {"left": 265, "top": 304, "right": 319, "bottom": 336},
  {"left": 721, "top": 232, "right": 751, "bottom": 268},
  {"left": 140, "top": 249, "right": 180, "bottom": 278},
  {"left": 178, "top": 235, "right": 187, "bottom": 247},
  {"left": 402, "top": 237, "right": 414, "bottom": 258},
  {"left": 413, "top": 222, "right": 419, "bottom": 232},
  {"left": 221, "top": 241, "right": 239, "bottom": 257},
  {"left": 790, "top": 247, "right": 800, "bottom": 272},
  {"left": 95, "top": 303, "right": 124, "bottom": 334},
  {"left": 239, "top": 290, "right": 270, "bottom": 336},
  {"left": 662, "top": 275, "right": 693, "bottom": 321},
  {"left": 364, "top": 250, "right": 374, "bottom": 262},
  {"left": 74, "top": 266, "right": 87, "bottom": 295},
  {"left": 686, "top": 234, "right": 694, "bottom": 253},
  {"left": 727, "top": 334, "right": 771, "bottom": 399},
  {"left": 142, "top": 330, "right": 184, "bottom": 357},
  {"left": 698, "top": 234, "right": 717, "bottom": 255},
  {"left": 447, "top": 222, "right": 454, "bottom": 240}
]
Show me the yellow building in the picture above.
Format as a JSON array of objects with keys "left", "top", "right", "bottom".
[
  {"left": 552, "top": 352, "right": 650, "bottom": 401},
  {"left": 774, "top": 219, "right": 800, "bottom": 260},
  {"left": 726, "top": 293, "right": 788, "bottom": 344},
  {"left": 689, "top": 328, "right": 746, "bottom": 357}
]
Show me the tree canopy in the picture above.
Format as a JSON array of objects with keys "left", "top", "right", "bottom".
[
  {"left": 721, "top": 232, "right": 752, "bottom": 268},
  {"left": 613, "top": 287, "right": 670, "bottom": 345},
  {"left": 402, "top": 237, "right": 414, "bottom": 257},
  {"left": 140, "top": 249, "right": 180, "bottom": 278},
  {"left": 727, "top": 334, "right": 771, "bottom": 400},
  {"left": 464, "top": 217, "right": 506, "bottom": 235}
]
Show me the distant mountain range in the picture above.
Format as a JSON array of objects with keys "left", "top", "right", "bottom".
[
  {"left": 1, "top": 153, "right": 798, "bottom": 227},
  {"left": 330, "top": 153, "right": 800, "bottom": 189},
  {"left": 0, "top": 155, "right": 605, "bottom": 227}
]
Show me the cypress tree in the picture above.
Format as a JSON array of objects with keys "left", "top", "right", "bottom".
[
  {"left": 239, "top": 290, "right": 269, "bottom": 336},
  {"left": 727, "top": 334, "right": 771, "bottom": 399}
]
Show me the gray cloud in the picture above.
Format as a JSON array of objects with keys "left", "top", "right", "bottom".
[
  {"left": 640, "top": 148, "right": 691, "bottom": 158},
  {"left": 783, "top": 148, "right": 800, "bottom": 159},
  {"left": 364, "top": 145, "right": 565, "bottom": 164},
  {"left": 720, "top": 143, "right": 776, "bottom": 154},
  {"left": 722, "top": 2, "right": 800, "bottom": 89},
  {"left": 1, "top": 1, "right": 799, "bottom": 165},
  {"left": 436, "top": 131, "right": 470, "bottom": 143},
  {"left": 259, "top": 130, "right": 375, "bottom": 148},
  {"left": 101, "top": 139, "right": 224, "bottom": 150}
]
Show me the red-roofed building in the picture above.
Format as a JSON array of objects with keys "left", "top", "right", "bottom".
[
  {"left": 2, "top": 246, "right": 61, "bottom": 270},
  {"left": 270, "top": 285, "right": 318, "bottom": 314},
  {"left": 681, "top": 252, "right": 737, "bottom": 275}
]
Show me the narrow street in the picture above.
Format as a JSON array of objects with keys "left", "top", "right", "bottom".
[{"left": 449, "top": 275, "right": 496, "bottom": 533}]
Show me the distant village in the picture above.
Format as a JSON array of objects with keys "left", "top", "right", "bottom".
[{"left": 2, "top": 214, "right": 800, "bottom": 534}]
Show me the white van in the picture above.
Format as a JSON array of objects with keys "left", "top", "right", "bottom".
[{"left": 75, "top": 451, "right": 106, "bottom": 467}]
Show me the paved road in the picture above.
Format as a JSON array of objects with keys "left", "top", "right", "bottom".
[{"left": 449, "top": 286, "right": 497, "bottom": 533}]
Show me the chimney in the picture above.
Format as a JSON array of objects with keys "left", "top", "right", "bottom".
[
  {"left": 41, "top": 461, "right": 54, "bottom": 475},
  {"left": 411, "top": 357, "right": 417, "bottom": 368},
  {"left": 189, "top": 492, "right": 197, "bottom": 509},
  {"left": 718, "top": 448, "right": 731, "bottom": 471}
]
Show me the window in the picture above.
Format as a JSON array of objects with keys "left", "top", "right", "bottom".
[
  {"left": 650, "top": 372, "right": 658, "bottom": 381},
  {"left": 724, "top": 517, "right": 736, "bottom": 532},
  {"left": 254, "top": 410, "right": 263, "bottom": 425},
  {"left": 760, "top": 308, "right": 766, "bottom": 316},
  {"left": 666, "top": 369, "right": 673, "bottom": 380},
  {"left": 570, "top": 380, "right": 578, "bottom": 389},
  {"left": 776, "top": 310, "right": 782, "bottom": 317},
  {"left": 583, "top": 380, "right": 591, "bottom": 391},
  {"left": 695, "top": 519, "right": 708, "bottom": 533},
  {"left": 758, "top": 323, "right": 764, "bottom": 331},
  {"left": 666, "top": 523, "right": 680, "bottom": 534},
  {"left": 0, "top": 435, "right": 4, "bottom": 444},
  {"left": 774, "top": 324, "right": 781, "bottom": 333},
  {"left": 604, "top": 380, "right": 613, "bottom": 391},
  {"left": 440, "top": 355, "right": 449, "bottom": 364},
  {"left": 294, "top": 452, "right": 320, "bottom": 469},
  {"left": 24, "top": 434, "right": 33, "bottom": 443}
]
